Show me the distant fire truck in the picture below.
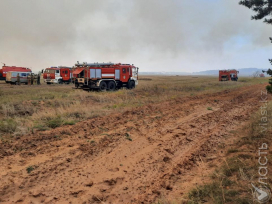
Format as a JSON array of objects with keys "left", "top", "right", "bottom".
[
  {"left": 43, "top": 66, "right": 73, "bottom": 84},
  {"left": 73, "top": 62, "right": 139, "bottom": 91},
  {"left": 0, "top": 65, "right": 31, "bottom": 81},
  {"left": 219, "top": 69, "right": 239, "bottom": 81}
]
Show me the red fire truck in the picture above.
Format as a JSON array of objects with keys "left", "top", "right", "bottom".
[
  {"left": 74, "top": 62, "right": 139, "bottom": 91},
  {"left": 219, "top": 69, "right": 239, "bottom": 81},
  {"left": 43, "top": 66, "right": 73, "bottom": 84},
  {"left": 0, "top": 65, "right": 31, "bottom": 81}
]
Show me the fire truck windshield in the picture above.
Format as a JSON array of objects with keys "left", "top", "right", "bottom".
[
  {"left": 44, "top": 69, "right": 55, "bottom": 74},
  {"left": 132, "top": 68, "right": 138, "bottom": 78}
]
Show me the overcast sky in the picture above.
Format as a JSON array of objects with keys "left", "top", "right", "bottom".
[{"left": 0, "top": 0, "right": 271, "bottom": 72}]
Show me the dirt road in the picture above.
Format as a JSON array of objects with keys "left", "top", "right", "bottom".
[{"left": 0, "top": 84, "right": 267, "bottom": 203}]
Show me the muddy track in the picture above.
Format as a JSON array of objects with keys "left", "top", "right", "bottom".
[{"left": 0, "top": 84, "right": 267, "bottom": 203}]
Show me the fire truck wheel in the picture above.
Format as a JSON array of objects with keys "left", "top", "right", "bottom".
[
  {"left": 128, "top": 80, "right": 135, "bottom": 89},
  {"left": 99, "top": 81, "right": 107, "bottom": 92},
  {"left": 58, "top": 79, "right": 63, "bottom": 84},
  {"left": 107, "top": 81, "right": 116, "bottom": 91},
  {"left": 75, "top": 83, "right": 79, "bottom": 89}
]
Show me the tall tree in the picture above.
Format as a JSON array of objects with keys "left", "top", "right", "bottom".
[{"left": 239, "top": 0, "right": 272, "bottom": 92}]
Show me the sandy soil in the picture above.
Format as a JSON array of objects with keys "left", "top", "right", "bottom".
[{"left": 0, "top": 84, "right": 266, "bottom": 204}]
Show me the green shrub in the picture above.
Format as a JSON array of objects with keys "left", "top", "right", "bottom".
[
  {"left": 33, "top": 124, "right": 48, "bottom": 131},
  {"left": 266, "top": 85, "right": 272, "bottom": 93},
  {"left": 63, "top": 120, "right": 76, "bottom": 125},
  {"left": 0, "top": 119, "right": 17, "bottom": 133},
  {"left": 46, "top": 116, "right": 63, "bottom": 129},
  {"left": 26, "top": 166, "right": 34, "bottom": 173},
  {"left": 188, "top": 182, "right": 223, "bottom": 203}
]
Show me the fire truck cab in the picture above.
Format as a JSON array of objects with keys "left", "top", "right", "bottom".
[
  {"left": 219, "top": 69, "right": 239, "bottom": 81},
  {"left": 73, "top": 62, "right": 139, "bottom": 91},
  {"left": 43, "top": 66, "right": 72, "bottom": 84}
]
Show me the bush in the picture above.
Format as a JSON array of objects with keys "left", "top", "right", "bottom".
[
  {"left": 266, "top": 85, "right": 272, "bottom": 93},
  {"left": 0, "top": 119, "right": 17, "bottom": 133},
  {"left": 63, "top": 120, "right": 76, "bottom": 125},
  {"left": 33, "top": 124, "right": 48, "bottom": 131},
  {"left": 26, "top": 166, "right": 34, "bottom": 173},
  {"left": 46, "top": 116, "right": 63, "bottom": 129}
]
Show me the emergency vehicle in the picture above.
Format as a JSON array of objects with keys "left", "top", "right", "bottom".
[
  {"left": 43, "top": 66, "right": 73, "bottom": 84},
  {"left": 73, "top": 62, "right": 139, "bottom": 91},
  {"left": 219, "top": 69, "right": 239, "bottom": 81},
  {"left": 0, "top": 65, "right": 31, "bottom": 81}
]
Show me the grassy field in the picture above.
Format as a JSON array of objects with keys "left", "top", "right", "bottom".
[
  {"left": 0, "top": 76, "right": 268, "bottom": 138},
  {"left": 0, "top": 75, "right": 271, "bottom": 204}
]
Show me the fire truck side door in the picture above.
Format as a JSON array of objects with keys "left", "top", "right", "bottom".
[
  {"left": 121, "top": 68, "right": 129, "bottom": 82},
  {"left": 55, "top": 70, "right": 60, "bottom": 77}
]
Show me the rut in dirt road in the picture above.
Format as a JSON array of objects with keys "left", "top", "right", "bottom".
[{"left": 0, "top": 84, "right": 267, "bottom": 204}]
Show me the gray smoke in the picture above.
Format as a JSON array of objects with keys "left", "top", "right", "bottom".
[{"left": 0, "top": 0, "right": 271, "bottom": 72}]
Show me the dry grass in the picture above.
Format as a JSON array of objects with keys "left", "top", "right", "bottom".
[
  {"left": 186, "top": 102, "right": 272, "bottom": 204},
  {"left": 0, "top": 76, "right": 268, "bottom": 137}
]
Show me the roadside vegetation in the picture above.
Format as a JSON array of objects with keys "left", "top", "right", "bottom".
[
  {"left": 187, "top": 103, "right": 272, "bottom": 203},
  {"left": 154, "top": 101, "right": 272, "bottom": 204},
  {"left": 0, "top": 76, "right": 268, "bottom": 139}
]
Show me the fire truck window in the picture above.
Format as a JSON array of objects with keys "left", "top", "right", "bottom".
[
  {"left": 65, "top": 71, "right": 68, "bottom": 74},
  {"left": 62, "top": 71, "right": 64, "bottom": 74},
  {"left": 56, "top": 70, "right": 60, "bottom": 74},
  {"left": 123, "top": 68, "right": 126, "bottom": 73}
]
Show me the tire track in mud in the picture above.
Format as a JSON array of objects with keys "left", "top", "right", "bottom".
[{"left": 0, "top": 84, "right": 268, "bottom": 203}]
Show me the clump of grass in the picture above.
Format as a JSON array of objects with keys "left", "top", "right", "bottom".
[
  {"left": 188, "top": 182, "right": 223, "bottom": 203},
  {"left": 53, "top": 135, "right": 62, "bottom": 140},
  {"left": 0, "top": 119, "right": 17, "bottom": 133},
  {"left": 46, "top": 116, "right": 63, "bottom": 129},
  {"left": 221, "top": 157, "right": 242, "bottom": 177},
  {"left": 125, "top": 133, "right": 132, "bottom": 141},
  {"left": 26, "top": 166, "right": 35, "bottom": 174},
  {"left": 63, "top": 120, "right": 76, "bottom": 125},
  {"left": 33, "top": 124, "right": 48, "bottom": 131},
  {"left": 207, "top": 107, "right": 213, "bottom": 110},
  {"left": 66, "top": 111, "right": 85, "bottom": 119},
  {"left": 227, "top": 148, "right": 239, "bottom": 154},
  {"left": 60, "top": 130, "right": 71, "bottom": 135},
  {"left": 188, "top": 175, "right": 246, "bottom": 204}
]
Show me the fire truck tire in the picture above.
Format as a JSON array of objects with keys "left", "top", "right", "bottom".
[
  {"left": 127, "top": 80, "right": 135, "bottom": 89},
  {"left": 58, "top": 79, "right": 63, "bottom": 84},
  {"left": 107, "top": 81, "right": 116, "bottom": 91},
  {"left": 75, "top": 83, "right": 79, "bottom": 89},
  {"left": 99, "top": 81, "right": 107, "bottom": 92}
]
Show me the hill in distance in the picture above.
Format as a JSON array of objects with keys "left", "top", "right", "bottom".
[{"left": 140, "top": 68, "right": 270, "bottom": 76}]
